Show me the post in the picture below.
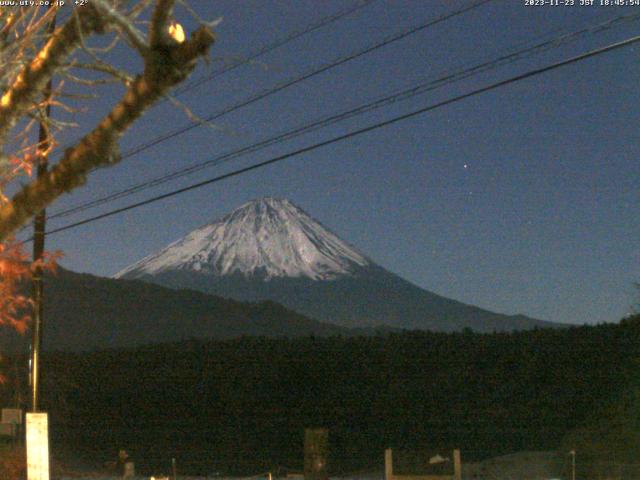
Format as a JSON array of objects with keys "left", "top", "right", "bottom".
[
  {"left": 30, "top": 5, "right": 56, "bottom": 414},
  {"left": 172, "top": 457, "right": 177, "bottom": 480},
  {"left": 570, "top": 450, "right": 576, "bottom": 480},
  {"left": 304, "top": 428, "right": 328, "bottom": 480},
  {"left": 30, "top": 218, "right": 45, "bottom": 412},
  {"left": 123, "top": 460, "right": 135, "bottom": 478},
  {"left": 452, "top": 449, "right": 461, "bottom": 480},
  {"left": 27, "top": 10, "right": 56, "bottom": 478},
  {"left": 384, "top": 449, "right": 393, "bottom": 480}
]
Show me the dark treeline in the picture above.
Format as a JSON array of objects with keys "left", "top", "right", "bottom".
[{"left": 4, "top": 316, "right": 640, "bottom": 476}]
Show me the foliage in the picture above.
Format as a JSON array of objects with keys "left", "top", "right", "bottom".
[
  {"left": 0, "top": 242, "right": 61, "bottom": 336},
  {"left": 8, "top": 318, "right": 636, "bottom": 476},
  {"left": 559, "top": 314, "right": 640, "bottom": 479},
  {"left": 0, "top": 2, "right": 215, "bottom": 335}
]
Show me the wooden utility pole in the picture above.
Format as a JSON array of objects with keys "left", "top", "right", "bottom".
[
  {"left": 26, "top": 10, "right": 58, "bottom": 480},
  {"left": 30, "top": 6, "right": 56, "bottom": 414}
]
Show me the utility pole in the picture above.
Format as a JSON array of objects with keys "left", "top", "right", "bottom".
[
  {"left": 30, "top": 5, "right": 56, "bottom": 414},
  {"left": 26, "top": 12, "right": 57, "bottom": 480}
]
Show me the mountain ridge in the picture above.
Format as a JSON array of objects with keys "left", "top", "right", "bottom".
[
  {"left": 0, "top": 267, "right": 353, "bottom": 352},
  {"left": 117, "top": 198, "right": 561, "bottom": 332}
]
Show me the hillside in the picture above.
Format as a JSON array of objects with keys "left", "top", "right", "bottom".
[{"left": 0, "top": 267, "right": 349, "bottom": 352}]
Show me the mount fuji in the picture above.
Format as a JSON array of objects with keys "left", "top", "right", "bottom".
[
  {"left": 117, "top": 197, "right": 370, "bottom": 281},
  {"left": 116, "top": 198, "right": 558, "bottom": 332}
]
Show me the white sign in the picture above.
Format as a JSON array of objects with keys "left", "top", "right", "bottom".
[{"left": 26, "top": 413, "right": 50, "bottom": 480}]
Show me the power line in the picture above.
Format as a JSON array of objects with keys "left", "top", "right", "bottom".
[
  {"left": 46, "top": 10, "right": 640, "bottom": 221},
  {"left": 173, "top": 0, "right": 378, "bottom": 96},
  {"left": 14, "top": 0, "right": 494, "bottom": 235},
  {"left": 36, "top": 33, "right": 640, "bottom": 239},
  {"left": 94, "top": 0, "right": 493, "bottom": 163},
  {"left": 41, "top": 0, "right": 492, "bottom": 221},
  {"left": 53, "top": 0, "right": 378, "bottom": 154}
]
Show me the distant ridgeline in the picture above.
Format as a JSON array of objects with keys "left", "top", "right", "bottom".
[{"left": 2, "top": 315, "right": 638, "bottom": 476}]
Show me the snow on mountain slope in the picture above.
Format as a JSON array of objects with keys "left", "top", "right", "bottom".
[{"left": 115, "top": 198, "right": 370, "bottom": 281}]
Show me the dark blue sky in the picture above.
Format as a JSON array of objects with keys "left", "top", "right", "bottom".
[{"left": 37, "top": 0, "right": 640, "bottom": 325}]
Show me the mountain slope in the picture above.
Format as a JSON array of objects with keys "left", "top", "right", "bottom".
[
  {"left": 117, "top": 198, "right": 560, "bottom": 332},
  {"left": 0, "top": 268, "right": 349, "bottom": 352},
  {"left": 137, "top": 265, "right": 553, "bottom": 332}
]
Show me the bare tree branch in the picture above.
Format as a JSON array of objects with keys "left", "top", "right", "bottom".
[
  {"left": 149, "top": 0, "right": 176, "bottom": 47},
  {"left": 0, "top": 22, "right": 215, "bottom": 241},
  {"left": 92, "top": 0, "right": 149, "bottom": 57},
  {"left": 0, "top": 5, "right": 108, "bottom": 148},
  {"left": 66, "top": 59, "right": 134, "bottom": 85}
]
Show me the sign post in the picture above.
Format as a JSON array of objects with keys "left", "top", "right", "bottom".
[
  {"left": 26, "top": 413, "right": 50, "bottom": 480},
  {"left": 304, "top": 428, "right": 328, "bottom": 480}
]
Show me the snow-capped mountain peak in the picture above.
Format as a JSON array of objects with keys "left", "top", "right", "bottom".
[{"left": 115, "top": 197, "right": 370, "bottom": 281}]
